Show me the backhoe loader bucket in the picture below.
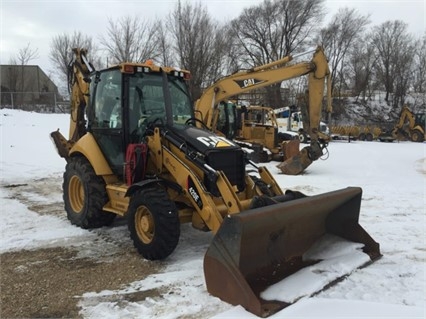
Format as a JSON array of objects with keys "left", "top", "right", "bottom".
[{"left": 204, "top": 187, "right": 381, "bottom": 317}]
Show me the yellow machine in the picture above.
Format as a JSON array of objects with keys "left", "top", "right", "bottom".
[
  {"left": 195, "top": 47, "right": 332, "bottom": 175},
  {"left": 331, "top": 125, "right": 383, "bottom": 142},
  {"left": 51, "top": 48, "right": 380, "bottom": 317},
  {"left": 392, "top": 105, "right": 425, "bottom": 142},
  {"left": 213, "top": 102, "right": 300, "bottom": 163}
]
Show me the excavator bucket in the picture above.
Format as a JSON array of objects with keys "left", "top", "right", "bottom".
[
  {"left": 281, "top": 139, "right": 300, "bottom": 161},
  {"left": 204, "top": 187, "right": 381, "bottom": 318},
  {"left": 276, "top": 148, "right": 312, "bottom": 175}
]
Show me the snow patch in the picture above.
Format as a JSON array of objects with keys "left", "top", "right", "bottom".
[{"left": 261, "top": 235, "right": 371, "bottom": 303}]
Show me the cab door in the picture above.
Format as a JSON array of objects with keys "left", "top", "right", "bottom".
[{"left": 88, "top": 69, "right": 125, "bottom": 177}]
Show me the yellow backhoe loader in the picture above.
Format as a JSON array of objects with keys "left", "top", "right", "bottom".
[
  {"left": 195, "top": 47, "right": 332, "bottom": 175},
  {"left": 392, "top": 105, "right": 425, "bottom": 142},
  {"left": 51, "top": 48, "right": 380, "bottom": 318}
]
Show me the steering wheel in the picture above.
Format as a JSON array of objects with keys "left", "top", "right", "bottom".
[{"left": 185, "top": 117, "right": 209, "bottom": 130}]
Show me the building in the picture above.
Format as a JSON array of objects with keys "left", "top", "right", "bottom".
[{"left": 0, "top": 64, "right": 59, "bottom": 109}]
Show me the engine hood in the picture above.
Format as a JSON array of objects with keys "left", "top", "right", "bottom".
[{"left": 167, "top": 124, "right": 240, "bottom": 154}]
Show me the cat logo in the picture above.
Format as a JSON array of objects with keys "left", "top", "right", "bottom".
[
  {"left": 197, "top": 136, "right": 236, "bottom": 148},
  {"left": 234, "top": 78, "right": 264, "bottom": 89}
]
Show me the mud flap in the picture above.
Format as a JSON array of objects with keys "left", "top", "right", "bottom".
[{"left": 203, "top": 187, "right": 381, "bottom": 317}]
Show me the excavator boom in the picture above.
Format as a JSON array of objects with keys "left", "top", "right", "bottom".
[{"left": 196, "top": 46, "right": 332, "bottom": 175}]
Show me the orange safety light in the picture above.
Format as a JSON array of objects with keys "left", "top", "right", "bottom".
[{"left": 123, "top": 64, "right": 134, "bottom": 74}]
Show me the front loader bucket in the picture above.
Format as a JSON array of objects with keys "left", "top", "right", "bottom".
[{"left": 204, "top": 187, "right": 381, "bottom": 317}]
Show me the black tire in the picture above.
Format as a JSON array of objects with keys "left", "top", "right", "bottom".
[
  {"left": 411, "top": 130, "right": 424, "bottom": 142},
  {"left": 359, "top": 133, "right": 366, "bottom": 141},
  {"left": 366, "top": 133, "right": 373, "bottom": 141},
  {"left": 298, "top": 133, "right": 308, "bottom": 144},
  {"left": 63, "top": 157, "right": 116, "bottom": 229},
  {"left": 127, "top": 186, "right": 180, "bottom": 260}
]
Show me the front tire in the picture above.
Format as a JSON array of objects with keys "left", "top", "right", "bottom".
[
  {"left": 128, "top": 186, "right": 180, "bottom": 260},
  {"left": 63, "top": 156, "right": 116, "bottom": 228}
]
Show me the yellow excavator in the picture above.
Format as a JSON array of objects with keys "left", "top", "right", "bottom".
[
  {"left": 195, "top": 47, "right": 332, "bottom": 175},
  {"left": 51, "top": 48, "right": 380, "bottom": 317},
  {"left": 392, "top": 105, "right": 425, "bottom": 142},
  {"left": 212, "top": 102, "right": 299, "bottom": 163}
]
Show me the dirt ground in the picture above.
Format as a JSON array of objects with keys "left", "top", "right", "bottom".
[
  {"left": 1, "top": 247, "right": 162, "bottom": 318},
  {"left": 0, "top": 178, "right": 164, "bottom": 318}
]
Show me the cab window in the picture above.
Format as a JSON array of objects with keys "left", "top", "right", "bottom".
[{"left": 93, "top": 70, "right": 122, "bottom": 129}]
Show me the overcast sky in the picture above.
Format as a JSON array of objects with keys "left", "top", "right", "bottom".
[{"left": 0, "top": 0, "right": 424, "bottom": 86}]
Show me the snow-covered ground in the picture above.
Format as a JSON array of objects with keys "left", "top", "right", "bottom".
[{"left": 1, "top": 108, "right": 425, "bottom": 318}]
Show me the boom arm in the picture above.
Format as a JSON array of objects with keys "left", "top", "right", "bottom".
[
  {"left": 394, "top": 106, "right": 415, "bottom": 130},
  {"left": 68, "top": 48, "right": 94, "bottom": 142},
  {"left": 195, "top": 46, "right": 332, "bottom": 137},
  {"left": 50, "top": 48, "right": 94, "bottom": 160}
]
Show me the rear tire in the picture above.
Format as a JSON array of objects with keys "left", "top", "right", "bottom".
[
  {"left": 128, "top": 186, "right": 180, "bottom": 260},
  {"left": 411, "top": 130, "right": 424, "bottom": 142},
  {"left": 63, "top": 157, "right": 115, "bottom": 229}
]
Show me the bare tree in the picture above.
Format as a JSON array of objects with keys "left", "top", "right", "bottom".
[
  {"left": 319, "top": 8, "right": 370, "bottom": 97},
  {"left": 50, "top": 31, "right": 96, "bottom": 83},
  {"left": 168, "top": 1, "right": 228, "bottom": 99},
  {"left": 230, "top": 0, "right": 325, "bottom": 107},
  {"left": 412, "top": 33, "right": 426, "bottom": 94},
  {"left": 16, "top": 43, "right": 39, "bottom": 66},
  {"left": 348, "top": 39, "right": 377, "bottom": 102},
  {"left": 231, "top": 0, "right": 324, "bottom": 65},
  {"left": 16, "top": 43, "right": 39, "bottom": 93},
  {"left": 100, "top": 16, "right": 161, "bottom": 64},
  {"left": 371, "top": 20, "right": 414, "bottom": 107},
  {"left": 155, "top": 21, "right": 175, "bottom": 67}
]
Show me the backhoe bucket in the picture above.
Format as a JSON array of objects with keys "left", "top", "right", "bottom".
[
  {"left": 276, "top": 148, "right": 312, "bottom": 175},
  {"left": 204, "top": 187, "right": 381, "bottom": 317}
]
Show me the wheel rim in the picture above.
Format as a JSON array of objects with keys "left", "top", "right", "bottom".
[
  {"left": 135, "top": 206, "right": 155, "bottom": 244},
  {"left": 69, "top": 175, "right": 84, "bottom": 213}
]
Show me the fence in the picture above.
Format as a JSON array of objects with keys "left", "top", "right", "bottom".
[{"left": 0, "top": 91, "right": 69, "bottom": 113}]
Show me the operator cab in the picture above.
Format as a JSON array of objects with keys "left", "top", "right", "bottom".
[{"left": 87, "top": 64, "right": 193, "bottom": 177}]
